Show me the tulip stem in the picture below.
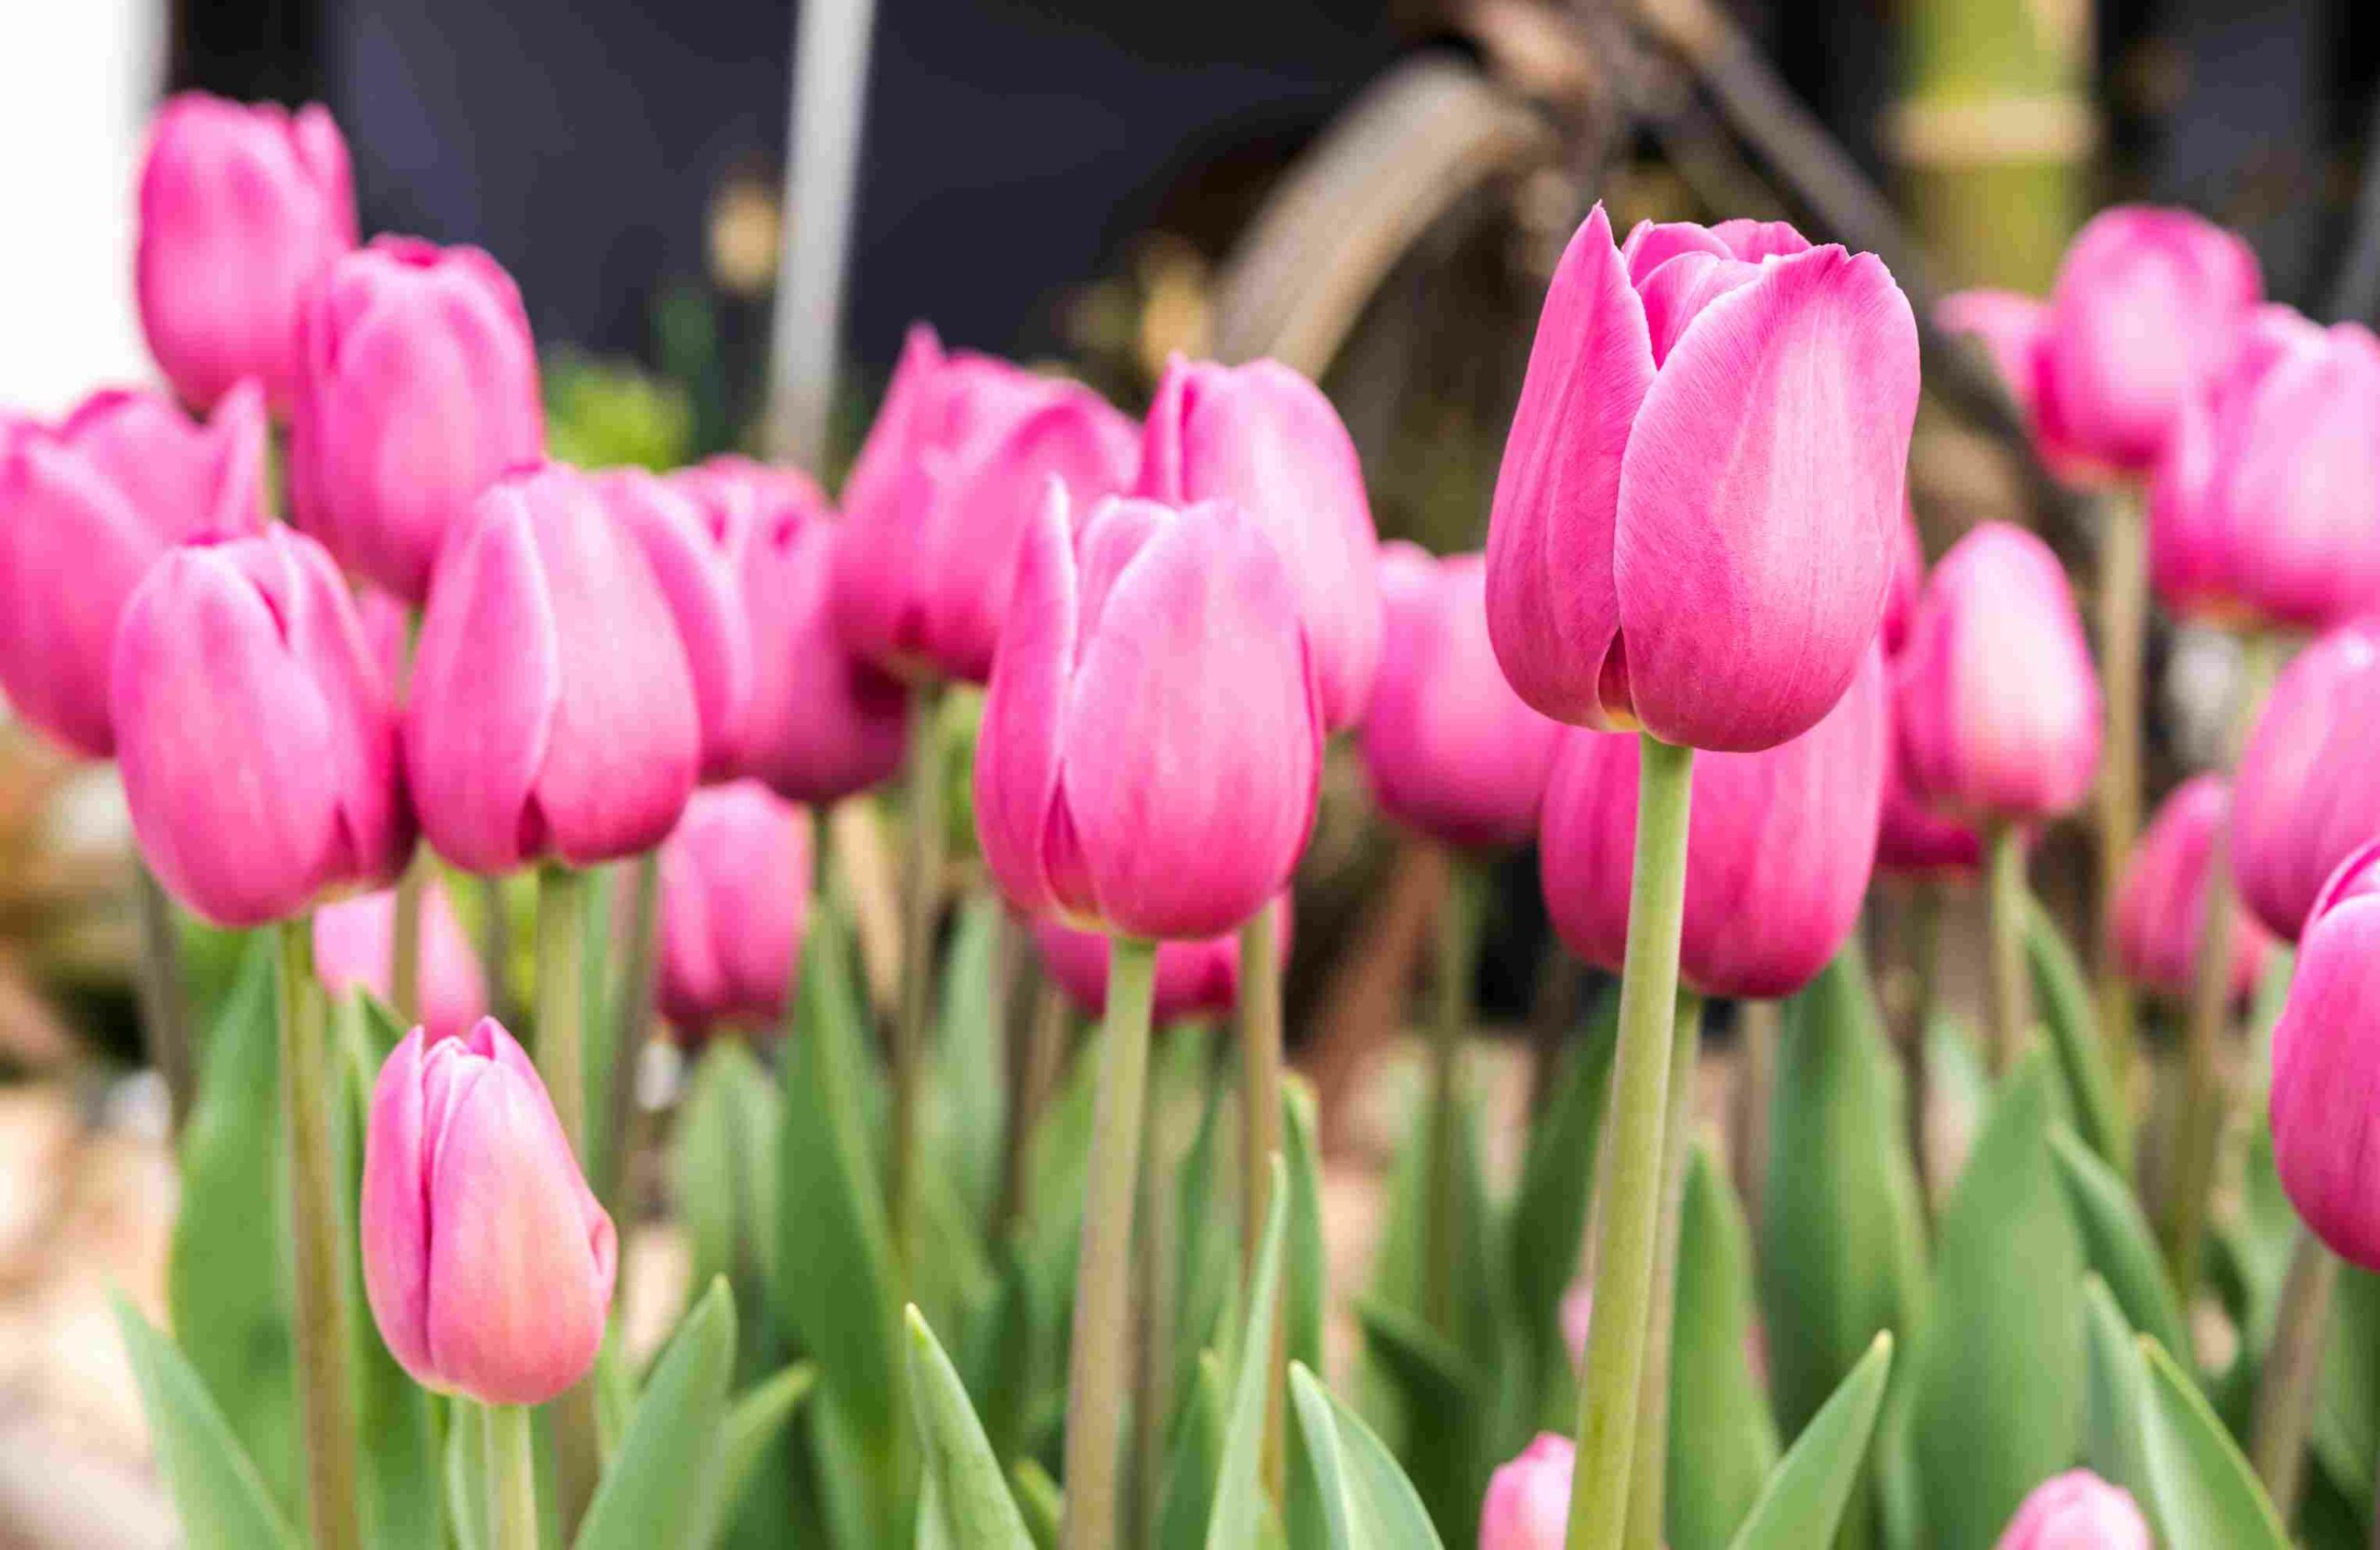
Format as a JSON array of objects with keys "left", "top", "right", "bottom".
[
  {"left": 1423, "top": 854, "right": 1487, "bottom": 1335},
  {"left": 1566, "top": 734, "right": 1696, "bottom": 1550},
  {"left": 892, "top": 682, "right": 945, "bottom": 1285},
  {"left": 130, "top": 855, "right": 194, "bottom": 1134},
  {"left": 1236, "top": 894, "right": 1288, "bottom": 1494},
  {"left": 1059, "top": 935, "right": 1159, "bottom": 1550},
  {"left": 533, "top": 863, "right": 601, "bottom": 1536},
  {"left": 479, "top": 874, "right": 513, "bottom": 1025},
  {"left": 1000, "top": 973, "right": 1069, "bottom": 1239},
  {"left": 2249, "top": 1226, "right": 2339, "bottom": 1518},
  {"left": 1729, "top": 998, "right": 1778, "bottom": 1231},
  {"left": 480, "top": 1403, "right": 539, "bottom": 1550},
  {"left": 2095, "top": 484, "right": 2149, "bottom": 1099},
  {"left": 390, "top": 852, "right": 426, "bottom": 1026},
  {"left": 1986, "top": 823, "right": 2032, "bottom": 1074},
  {"left": 275, "top": 919, "right": 362, "bottom": 1550},
  {"left": 1623, "top": 989, "right": 1707, "bottom": 1550},
  {"left": 598, "top": 851, "right": 663, "bottom": 1225}
]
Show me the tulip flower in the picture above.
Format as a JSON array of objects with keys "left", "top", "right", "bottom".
[
  {"left": 0, "top": 384, "right": 267, "bottom": 758},
  {"left": 406, "top": 465, "right": 700, "bottom": 873},
  {"left": 290, "top": 237, "right": 545, "bottom": 603},
  {"left": 1136, "top": 355, "right": 1382, "bottom": 729},
  {"left": 1881, "top": 507, "right": 1926, "bottom": 656},
  {"left": 111, "top": 525, "right": 411, "bottom": 927},
  {"left": 1876, "top": 748, "right": 1984, "bottom": 878},
  {"left": 314, "top": 878, "right": 489, "bottom": 1042},
  {"left": 2270, "top": 840, "right": 2380, "bottom": 1271},
  {"left": 654, "top": 781, "right": 812, "bottom": 1034},
  {"left": 2113, "top": 775, "right": 2276, "bottom": 1003},
  {"left": 1033, "top": 894, "right": 1289, "bottom": 1027},
  {"left": 974, "top": 489, "right": 1321, "bottom": 942},
  {"left": 136, "top": 93, "right": 356, "bottom": 412},
  {"left": 2234, "top": 621, "right": 2380, "bottom": 942},
  {"left": 834, "top": 324, "right": 1136, "bottom": 683},
  {"left": 593, "top": 468, "right": 753, "bottom": 781},
  {"left": 361, "top": 1017, "right": 617, "bottom": 1404},
  {"left": 1484, "top": 206, "right": 1920, "bottom": 751},
  {"left": 1480, "top": 1434, "right": 1576, "bottom": 1550},
  {"left": 1992, "top": 1471, "right": 2152, "bottom": 1550}
]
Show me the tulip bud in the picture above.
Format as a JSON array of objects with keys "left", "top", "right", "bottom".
[
  {"left": 314, "top": 878, "right": 489, "bottom": 1042},
  {"left": 1541, "top": 648, "right": 1888, "bottom": 1000},
  {"left": 406, "top": 466, "right": 700, "bottom": 873},
  {"left": 1479, "top": 1434, "right": 1575, "bottom": 1550},
  {"left": 975, "top": 490, "right": 1321, "bottom": 941},
  {"left": 1137, "top": 356, "right": 1382, "bottom": 729},
  {"left": 1032, "top": 894, "right": 1290, "bottom": 1027},
  {"left": 1876, "top": 747, "right": 1984, "bottom": 878},
  {"left": 290, "top": 237, "right": 545, "bottom": 603},
  {"left": 1360, "top": 543, "right": 1563, "bottom": 849},
  {"left": 2113, "top": 775, "right": 2276, "bottom": 1003},
  {"left": 360, "top": 1018, "right": 616, "bottom": 1404},
  {"left": 655, "top": 781, "right": 812, "bottom": 1035},
  {"left": 1881, "top": 507, "right": 1926, "bottom": 656},
  {"left": 593, "top": 468, "right": 753, "bottom": 781},
  {"left": 834, "top": 325, "right": 1137, "bottom": 683},
  {"left": 136, "top": 94, "right": 356, "bottom": 412},
  {"left": 2234, "top": 621, "right": 2380, "bottom": 941},
  {"left": 1992, "top": 1471, "right": 2153, "bottom": 1550},
  {"left": 1894, "top": 523, "right": 2102, "bottom": 824},
  {"left": 111, "top": 525, "right": 411, "bottom": 926},
  {"left": 0, "top": 384, "right": 267, "bottom": 758},
  {"left": 1936, "top": 288, "right": 2047, "bottom": 426},
  {"left": 1487, "top": 207, "right": 1920, "bottom": 751},
  {"left": 2271, "top": 841, "right": 2380, "bottom": 1271}
]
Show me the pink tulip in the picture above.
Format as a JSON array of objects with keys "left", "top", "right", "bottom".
[
  {"left": 1032, "top": 894, "right": 1290, "bottom": 1027},
  {"left": 2271, "top": 841, "right": 2380, "bottom": 1272},
  {"left": 355, "top": 586, "right": 412, "bottom": 691},
  {"left": 1992, "top": 1471, "right": 2152, "bottom": 1550},
  {"left": 1541, "top": 648, "right": 1888, "bottom": 1000},
  {"left": 135, "top": 93, "right": 356, "bottom": 412},
  {"left": 593, "top": 468, "right": 753, "bottom": 781},
  {"left": 360, "top": 1018, "right": 616, "bottom": 1404},
  {"left": 111, "top": 525, "right": 411, "bottom": 927},
  {"left": 1136, "top": 356, "right": 1382, "bottom": 730},
  {"left": 1479, "top": 1434, "right": 1575, "bottom": 1550},
  {"left": 1882, "top": 507, "right": 1925, "bottom": 656},
  {"left": 289, "top": 237, "right": 545, "bottom": 603},
  {"left": 313, "top": 878, "right": 489, "bottom": 1042},
  {"left": 975, "top": 490, "right": 1321, "bottom": 941},
  {"left": 1894, "top": 523, "right": 2102, "bottom": 824},
  {"left": 1485, "top": 207, "right": 1920, "bottom": 751},
  {"left": 655, "top": 781, "right": 812, "bottom": 1035},
  {"left": 834, "top": 325, "right": 1136, "bottom": 683},
  {"left": 0, "top": 384, "right": 266, "bottom": 758},
  {"left": 1560, "top": 1283, "right": 1594, "bottom": 1369},
  {"left": 1360, "top": 542, "right": 1563, "bottom": 849},
  {"left": 1875, "top": 746, "right": 1985, "bottom": 878},
  {"left": 406, "top": 466, "right": 699, "bottom": 873},
  {"left": 2234, "top": 621, "right": 2380, "bottom": 942},
  {"left": 2113, "top": 775, "right": 2276, "bottom": 1003}
]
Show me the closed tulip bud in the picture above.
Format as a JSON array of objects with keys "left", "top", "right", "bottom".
[
  {"left": 0, "top": 384, "right": 266, "bottom": 758},
  {"left": 593, "top": 468, "right": 753, "bottom": 781},
  {"left": 2270, "top": 841, "right": 2380, "bottom": 1270},
  {"left": 314, "top": 878, "right": 489, "bottom": 1042},
  {"left": 361, "top": 1018, "right": 616, "bottom": 1404},
  {"left": 1033, "top": 894, "right": 1290, "bottom": 1027},
  {"left": 1486, "top": 207, "right": 1920, "bottom": 751},
  {"left": 1881, "top": 507, "right": 1925, "bottom": 656},
  {"left": 1479, "top": 1434, "right": 1575, "bottom": 1550},
  {"left": 1876, "top": 744, "right": 1987, "bottom": 878},
  {"left": 136, "top": 94, "right": 356, "bottom": 412},
  {"left": 290, "top": 237, "right": 545, "bottom": 603},
  {"left": 1937, "top": 288, "right": 2048, "bottom": 423},
  {"left": 834, "top": 325, "right": 1136, "bottom": 683},
  {"left": 975, "top": 490, "right": 1321, "bottom": 941},
  {"left": 1993, "top": 1471, "right": 2152, "bottom": 1550},
  {"left": 1137, "top": 356, "right": 1382, "bottom": 729},
  {"left": 655, "top": 781, "right": 812, "bottom": 1035},
  {"left": 406, "top": 466, "right": 700, "bottom": 873},
  {"left": 1894, "top": 523, "right": 2102, "bottom": 824},
  {"left": 2114, "top": 775, "right": 2276, "bottom": 1002},
  {"left": 1542, "top": 648, "right": 1888, "bottom": 1000},
  {"left": 1360, "top": 543, "right": 1563, "bottom": 849},
  {"left": 111, "top": 525, "right": 411, "bottom": 926},
  {"left": 2234, "top": 621, "right": 2380, "bottom": 941}
]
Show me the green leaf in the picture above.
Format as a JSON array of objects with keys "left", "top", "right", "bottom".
[
  {"left": 930, "top": 894, "right": 1011, "bottom": 1225},
  {"left": 1354, "top": 1299, "right": 1489, "bottom": 1541},
  {"left": 2135, "top": 1338, "right": 2292, "bottom": 1550},
  {"left": 960, "top": 1240, "right": 1051, "bottom": 1468},
  {"left": 2047, "top": 1127, "right": 2191, "bottom": 1367},
  {"left": 1505, "top": 994, "right": 1619, "bottom": 1382},
  {"left": 1289, "top": 1362, "right": 1446, "bottom": 1549},
  {"left": 1282, "top": 1080, "right": 1328, "bottom": 1382},
  {"left": 1158, "top": 1353, "right": 1228, "bottom": 1550},
  {"left": 112, "top": 1293, "right": 303, "bottom": 1550},
  {"left": 1727, "top": 1332, "right": 1896, "bottom": 1550},
  {"left": 2312, "top": 1265, "right": 2380, "bottom": 1520},
  {"left": 1027, "top": 1021, "right": 1104, "bottom": 1310},
  {"left": 906, "top": 1306, "right": 1037, "bottom": 1549},
  {"left": 1671, "top": 1143, "right": 1782, "bottom": 1550},
  {"left": 1207, "top": 1155, "right": 1292, "bottom": 1550},
  {"left": 2025, "top": 893, "right": 2130, "bottom": 1171},
  {"left": 686, "top": 1363, "right": 815, "bottom": 1550},
  {"left": 680, "top": 1041, "right": 784, "bottom": 1308},
  {"left": 1012, "top": 1460, "right": 1063, "bottom": 1550},
  {"left": 575, "top": 1278, "right": 738, "bottom": 1550},
  {"left": 2081, "top": 1278, "right": 2149, "bottom": 1500},
  {"left": 1173, "top": 1053, "right": 1238, "bottom": 1418}
]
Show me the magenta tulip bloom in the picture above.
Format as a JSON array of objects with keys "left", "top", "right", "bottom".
[
  {"left": 1485, "top": 207, "right": 1920, "bottom": 751},
  {"left": 2271, "top": 841, "right": 2380, "bottom": 1271},
  {"left": 111, "top": 525, "right": 411, "bottom": 926},
  {"left": 594, "top": 468, "right": 753, "bottom": 781},
  {"left": 1136, "top": 356, "right": 1382, "bottom": 730},
  {"left": 2234, "top": 622, "right": 2380, "bottom": 941},
  {"left": 1033, "top": 894, "right": 1290, "bottom": 1027},
  {"left": 975, "top": 490, "right": 1321, "bottom": 941},
  {"left": 406, "top": 466, "right": 699, "bottom": 873},
  {"left": 1876, "top": 746, "right": 1985, "bottom": 879},
  {"left": 834, "top": 325, "right": 1136, "bottom": 683},
  {"left": 1992, "top": 1471, "right": 2152, "bottom": 1550},
  {"left": 289, "top": 237, "right": 545, "bottom": 603},
  {"left": 360, "top": 1018, "right": 616, "bottom": 1405},
  {"left": 2113, "top": 775, "right": 2276, "bottom": 1003},
  {"left": 655, "top": 781, "right": 812, "bottom": 1035},
  {"left": 1542, "top": 648, "right": 1888, "bottom": 1000},
  {"left": 1479, "top": 1434, "right": 1575, "bottom": 1550},
  {"left": 1360, "top": 542, "right": 1563, "bottom": 849},
  {"left": 0, "top": 384, "right": 266, "bottom": 758},
  {"left": 1882, "top": 507, "right": 1925, "bottom": 656},
  {"left": 314, "top": 878, "right": 489, "bottom": 1043},
  {"left": 136, "top": 94, "right": 356, "bottom": 412}
]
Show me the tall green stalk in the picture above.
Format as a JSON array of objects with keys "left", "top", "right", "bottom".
[
  {"left": 2250, "top": 1227, "right": 2338, "bottom": 1517},
  {"left": 1236, "top": 894, "right": 1289, "bottom": 1493},
  {"left": 534, "top": 864, "right": 601, "bottom": 1535},
  {"left": 132, "top": 855, "right": 193, "bottom": 1133},
  {"left": 893, "top": 682, "right": 946, "bottom": 1281},
  {"left": 2095, "top": 486, "right": 2149, "bottom": 1094},
  {"left": 1986, "top": 823, "right": 2032, "bottom": 1073},
  {"left": 598, "top": 851, "right": 663, "bottom": 1225},
  {"left": 1423, "top": 854, "right": 1488, "bottom": 1334},
  {"left": 481, "top": 1403, "right": 539, "bottom": 1550},
  {"left": 1623, "top": 990, "right": 1707, "bottom": 1550}
]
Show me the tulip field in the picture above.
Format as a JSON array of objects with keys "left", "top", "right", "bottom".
[{"left": 9, "top": 64, "right": 2380, "bottom": 1550}]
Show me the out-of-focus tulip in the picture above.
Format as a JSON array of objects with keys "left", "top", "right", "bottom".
[
  {"left": 1479, "top": 1434, "right": 1575, "bottom": 1550},
  {"left": 1560, "top": 1283, "right": 1594, "bottom": 1370},
  {"left": 2271, "top": 841, "right": 2380, "bottom": 1271},
  {"left": 1136, "top": 355, "right": 1382, "bottom": 729},
  {"left": 0, "top": 384, "right": 266, "bottom": 758},
  {"left": 1541, "top": 648, "right": 1888, "bottom": 1000},
  {"left": 1882, "top": 508, "right": 1925, "bottom": 656},
  {"left": 136, "top": 94, "right": 356, "bottom": 412},
  {"left": 354, "top": 586, "right": 412, "bottom": 690},
  {"left": 655, "top": 781, "right": 812, "bottom": 1034},
  {"left": 975, "top": 491, "right": 1321, "bottom": 941},
  {"left": 111, "top": 525, "right": 411, "bottom": 926},
  {"left": 360, "top": 1018, "right": 615, "bottom": 1404},
  {"left": 2234, "top": 622, "right": 2380, "bottom": 942},
  {"left": 1033, "top": 894, "right": 1290, "bottom": 1027},
  {"left": 1876, "top": 747, "right": 1985, "bottom": 878},
  {"left": 1360, "top": 542, "right": 1563, "bottom": 849},
  {"left": 1894, "top": 523, "right": 2102, "bottom": 824},
  {"left": 2113, "top": 775, "right": 2276, "bottom": 1002},
  {"left": 1936, "top": 287, "right": 2050, "bottom": 422},
  {"left": 289, "top": 237, "right": 545, "bottom": 603},
  {"left": 834, "top": 325, "right": 1136, "bottom": 683},
  {"left": 406, "top": 466, "right": 699, "bottom": 873},
  {"left": 1992, "top": 1471, "right": 2152, "bottom": 1550},
  {"left": 593, "top": 468, "right": 753, "bottom": 781},
  {"left": 314, "top": 878, "right": 489, "bottom": 1042},
  {"left": 1485, "top": 207, "right": 1920, "bottom": 752}
]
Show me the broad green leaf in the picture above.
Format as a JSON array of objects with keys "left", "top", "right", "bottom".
[
  {"left": 575, "top": 1279, "right": 738, "bottom": 1550},
  {"left": 1157, "top": 1352, "right": 1228, "bottom": 1550},
  {"left": 680, "top": 1041, "right": 784, "bottom": 1306},
  {"left": 1207, "top": 1155, "right": 1291, "bottom": 1550},
  {"left": 1727, "top": 1333, "right": 1896, "bottom": 1550},
  {"left": 1505, "top": 994, "right": 1619, "bottom": 1379},
  {"left": 2081, "top": 1278, "right": 2149, "bottom": 1501},
  {"left": 686, "top": 1363, "right": 815, "bottom": 1550},
  {"left": 1173, "top": 1053, "right": 1238, "bottom": 1419},
  {"left": 1355, "top": 1298, "right": 1489, "bottom": 1541},
  {"left": 2049, "top": 1128, "right": 2191, "bottom": 1365},
  {"left": 960, "top": 1240, "right": 1049, "bottom": 1468},
  {"left": 1282, "top": 1079, "right": 1332, "bottom": 1550},
  {"left": 2310, "top": 1264, "right": 2380, "bottom": 1521},
  {"left": 2025, "top": 894, "right": 2130, "bottom": 1171},
  {"left": 1027, "top": 1022, "right": 1104, "bottom": 1310},
  {"left": 930, "top": 894, "right": 1010, "bottom": 1225},
  {"left": 112, "top": 1294, "right": 303, "bottom": 1550},
  {"left": 1013, "top": 1460, "right": 1063, "bottom": 1550},
  {"left": 906, "top": 1306, "right": 1037, "bottom": 1549},
  {"left": 1671, "top": 1144, "right": 1782, "bottom": 1550},
  {"left": 1289, "top": 1361, "right": 1446, "bottom": 1549},
  {"left": 2135, "top": 1338, "right": 2291, "bottom": 1550}
]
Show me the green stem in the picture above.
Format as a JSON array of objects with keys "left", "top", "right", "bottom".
[
  {"left": 2250, "top": 1226, "right": 2338, "bottom": 1518},
  {"left": 1131, "top": 1020, "right": 1172, "bottom": 1550},
  {"left": 1000, "top": 978, "right": 1068, "bottom": 1237},
  {"left": 276, "top": 919, "right": 361, "bottom": 1550},
  {"left": 1986, "top": 823, "right": 2031, "bottom": 1074},
  {"left": 534, "top": 865, "right": 601, "bottom": 1536},
  {"left": 131, "top": 854, "right": 194, "bottom": 1133},
  {"left": 1423, "top": 854, "right": 1487, "bottom": 1334},
  {"left": 1236, "top": 895, "right": 1288, "bottom": 1495},
  {"left": 1059, "top": 936, "right": 1159, "bottom": 1550},
  {"left": 893, "top": 682, "right": 946, "bottom": 1283},
  {"left": 2095, "top": 485, "right": 2149, "bottom": 1096},
  {"left": 390, "top": 851, "right": 425, "bottom": 1026},
  {"left": 479, "top": 874, "right": 513, "bottom": 1026},
  {"left": 1728, "top": 998, "right": 1777, "bottom": 1232},
  {"left": 598, "top": 851, "right": 662, "bottom": 1225},
  {"left": 481, "top": 1403, "right": 539, "bottom": 1550},
  {"left": 1623, "top": 990, "right": 1707, "bottom": 1550},
  {"left": 1566, "top": 734, "right": 1696, "bottom": 1550}
]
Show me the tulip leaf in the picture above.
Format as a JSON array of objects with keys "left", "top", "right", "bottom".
[
  {"left": 112, "top": 1293, "right": 304, "bottom": 1550},
  {"left": 1207, "top": 1155, "right": 1292, "bottom": 1550},
  {"left": 906, "top": 1305, "right": 1038, "bottom": 1549},
  {"left": 2049, "top": 1127, "right": 2192, "bottom": 1365},
  {"left": 1026, "top": 1022, "right": 1103, "bottom": 1312},
  {"left": 1283, "top": 1079, "right": 1329, "bottom": 1383},
  {"left": 2081, "top": 1278, "right": 2150, "bottom": 1500},
  {"left": 930, "top": 894, "right": 1010, "bottom": 1226},
  {"left": 2135, "top": 1337, "right": 2292, "bottom": 1550},
  {"left": 1355, "top": 1298, "right": 1490, "bottom": 1540},
  {"left": 1726, "top": 1333, "right": 1895, "bottom": 1550},
  {"left": 1012, "top": 1460, "right": 1062, "bottom": 1550},
  {"left": 683, "top": 1362, "right": 815, "bottom": 1550},
  {"left": 680, "top": 1041, "right": 784, "bottom": 1310},
  {"left": 1671, "top": 1142, "right": 1782, "bottom": 1550},
  {"left": 959, "top": 1239, "right": 1051, "bottom": 1469},
  {"left": 575, "top": 1278, "right": 738, "bottom": 1550},
  {"left": 1289, "top": 1361, "right": 1447, "bottom": 1550},
  {"left": 1505, "top": 996, "right": 1619, "bottom": 1424},
  {"left": 1157, "top": 1352, "right": 1229, "bottom": 1550},
  {"left": 2024, "top": 893, "right": 2130, "bottom": 1171},
  {"left": 2310, "top": 1265, "right": 2380, "bottom": 1521}
]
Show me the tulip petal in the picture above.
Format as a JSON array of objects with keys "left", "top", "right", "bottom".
[
  {"left": 604, "top": 470, "right": 754, "bottom": 779},
  {"left": 2272, "top": 892, "right": 2380, "bottom": 1271},
  {"left": 360, "top": 1030, "right": 433, "bottom": 1379},
  {"left": 1633, "top": 252, "right": 1762, "bottom": 366},
  {"left": 1620, "top": 219, "right": 1733, "bottom": 284},
  {"left": 973, "top": 488, "right": 1078, "bottom": 921}
]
